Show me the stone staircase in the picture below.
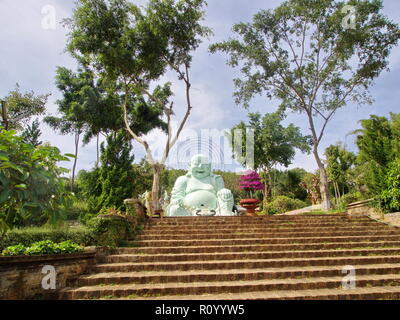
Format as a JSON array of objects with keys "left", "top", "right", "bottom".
[{"left": 60, "top": 214, "right": 400, "bottom": 300}]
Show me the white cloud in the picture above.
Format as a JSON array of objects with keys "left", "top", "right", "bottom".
[{"left": 1, "top": 0, "right": 400, "bottom": 175}]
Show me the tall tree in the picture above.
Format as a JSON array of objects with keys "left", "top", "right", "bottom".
[
  {"left": 64, "top": 0, "right": 211, "bottom": 213},
  {"left": 230, "top": 108, "right": 311, "bottom": 203},
  {"left": 20, "top": 119, "right": 43, "bottom": 147},
  {"left": 0, "top": 84, "right": 49, "bottom": 131},
  {"left": 96, "top": 131, "right": 136, "bottom": 212},
  {"left": 48, "top": 66, "right": 167, "bottom": 172},
  {"left": 353, "top": 113, "right": 400, "bottom": 197},
  {"left": 210, "top": 0, "right": 400, "bottom": 210},
  {"left": 44, "top": 116, "right": 84, "bottom": 188},
  {"left": 325, "top": 143, "right": 356, "bottom": 206}
]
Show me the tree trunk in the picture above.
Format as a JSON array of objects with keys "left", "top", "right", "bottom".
[
  {"left": 1, "top": 100, "right": 9, "bottom": 130},
  {"left": 96, "top": 133, "right": 99, "bottom": 167},
  {"left": 71, "top": 131, "right": 80, "bottom": 190},
  {"left": 151, "top": 163, "right": 164, "bottom": 215},
  {"left": 262, "top": 168, "right": 271, "bottom": 205},
  {"left": 333, "top": 181, "right": 339, "bottom": 207},
  {"left": 312, "top": 147, "right": 331, "bottom": 211}
]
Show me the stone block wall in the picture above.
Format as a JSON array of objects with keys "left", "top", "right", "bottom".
[
  {"left": 346, "top": 199, "right": 380, "bottom": 216},
  {"left": 0, "top": 250, "right": 96, "bottom": 300}
]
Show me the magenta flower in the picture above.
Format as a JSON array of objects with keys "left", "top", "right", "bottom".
[{"left": 239, "top": 170, "right": 264, "bottom": 198}]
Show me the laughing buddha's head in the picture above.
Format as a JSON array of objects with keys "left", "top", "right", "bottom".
[{"left": 189, "top": 154, "right": 211, "bottom": 179}]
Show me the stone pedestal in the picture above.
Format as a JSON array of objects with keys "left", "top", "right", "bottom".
[{"left": 239, "top": 199, "right": 261, "bottom": 215}]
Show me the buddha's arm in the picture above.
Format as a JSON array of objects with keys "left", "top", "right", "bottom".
[
  {"left": 215, "top": 175, "right": 233, "bottom": 200},
  {"left": 170, "top": 176, "right": 188, "bottom": 206},
  {"left": 214, "top": 175, "right": 225, "bottom": 192}
]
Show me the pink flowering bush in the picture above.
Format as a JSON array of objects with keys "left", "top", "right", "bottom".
[{"left": 239, "top": 170, "right": 264, "bottom": 198}]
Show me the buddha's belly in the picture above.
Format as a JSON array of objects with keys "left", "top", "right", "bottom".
[{"left": 183, "top": 190, "right": 217, "bottom": 210}]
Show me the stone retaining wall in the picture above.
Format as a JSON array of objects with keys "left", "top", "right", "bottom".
[
  {"left": 346, "top": 199, "right": 380, "bottom": 216},
  {"left": 0, "top": 250, "right": 97, "bottom": 300}
]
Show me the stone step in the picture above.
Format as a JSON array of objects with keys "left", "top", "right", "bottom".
[
  {"left": 133, "top": 234, "right": 400, "bottom": 247},
  {"left": 142, "top": 225, "right": 393, "bottom": 235},
  {"left": 90, "top": 255, "right": 400, "bottom": 273},
  {"left": 99, "top": 248, "right": 400, "bottom": 264},
  {"left": 116, "top": 240, "right": 400, "bottom": 255},
  {"left": 145, "top": 220, "right": 384, "bottom": 228},
  {"left": 74, "top": 264, "right": 400, "bottom": 286},
  {"left": 60, "top": 274, "right": 400, "bottom": 299},
  {"left": 137, "top": 230, "right": 400, "bottom": 241},
  {"left": 114, "top": 286, "right": 400, "bottom": 300},
  {"left": 147, "top": 216, "right": 373, "bottom": 226}
]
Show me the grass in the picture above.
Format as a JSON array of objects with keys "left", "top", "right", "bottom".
[
  {"left": 95, "top": 283, "right": 118, "bottom": 287},
  {"left": 300, "top": 209, "right": 345, "bottom": 215},
  {"left": 8, "top": 224, "right": 89, "bottom": 233}
]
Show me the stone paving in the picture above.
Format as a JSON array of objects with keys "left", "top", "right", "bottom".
[{"left": 59, "top": 214, "right": 400, "bottom": 300}]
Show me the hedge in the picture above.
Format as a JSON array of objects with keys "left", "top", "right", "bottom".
[
  {"left": 0, "top": 227, "right": 95, "bottom": 251},
  {"left": 263, "top": 196, "right": 307, "bottom": 215}
]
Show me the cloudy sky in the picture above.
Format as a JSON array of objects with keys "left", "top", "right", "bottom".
[{"left": 1, "top": 0, "right": 399, "bottom": 175}]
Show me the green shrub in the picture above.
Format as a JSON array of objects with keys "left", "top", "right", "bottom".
[
  {"left": 1, "top": 243, "right": 26, "bottom": 256},
  {"left": 263, "top": 196, "right": 307, "bottom": 215},
  {"left": 64, "top": 199, "right": 90, "bottom": 221},
  {"left": 55, "top": 240, "right": 83, "bottom": 254},
  {"left": 340, "top": 192, "right": 364, "bottom": 207},
  {"left": 380, "top": 158, "right": 400, "bottom": 212},
  {"left": 0, "top": 128, "right": 74, "bottom": 232},
  {"left": 87, "top": 216, "right": 134, "bottom": 247},
  {"left": 0, "top": 226, "right": 94, "bottom": 251},
  {"left": 25, "top": 240, "right": 58, "bottom": 255},
  {"left": 1, "top": 240, "right": 83, "bottom": 256}
]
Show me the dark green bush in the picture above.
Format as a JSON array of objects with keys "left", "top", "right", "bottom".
[
  {"left": 87, "top": 216, "right": 135, "bottom": 248},
  {"left": 1, "top": 240, "right": 83, "bottom": 256},
  {"left": 1, "top": 243, "right": 26, "bottom": 256},
  {"left": 340, "top": 192, "right": 364, "bottom": 207},
  {"left": 263, "top": 196, "right": 307, "bottom": 215},
  {"left": 0, "top": 227, "right": 95, "bottom": 251},
  {"left": 380, "top": 158, "right": 400, "bottom": 212}
]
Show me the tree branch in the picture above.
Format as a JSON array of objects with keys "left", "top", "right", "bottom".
[
  {"left": 163, "top": 63, "right": 193, "bottom": 163},
  {"left": 122, "top": 82, "right": 155, "bottom": 165}
]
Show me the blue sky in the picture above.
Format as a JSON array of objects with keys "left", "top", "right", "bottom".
[{"left": 1, "top": 0, "right": 399, "bottom": 174}]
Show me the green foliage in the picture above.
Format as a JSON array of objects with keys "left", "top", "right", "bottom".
[
  {"left": 354, "top": 113, "right": 400, "bottom": 212},
  {"left": 262, "top": 195, "right": 307, "bottom": 215},
  {"left": 0, "top": 128, "right": 74, "bottom": 231},
  {"left": 96, "top": 131, "right": 135, "bottom": 210},
  {"left": 87, "top": 216, "right": 134, "bottom": 247},
  {"left": 380, "top": 158, "right": 400, "bottom": 212},
  {"left": 0, "top": 226, "right": 94, "bottom": 251},
  {"left": 230, "top": 109, "right": 311, "bottom": 202},
  {"left": 1, "top": 84, "right": 50, "bottom": 131},
  {"left": 65, "top": 0, "right": 211, "bottom": 82},
  {"left": 230, "top": 109, "right": 311, "bottom": 170},
  {"left": 1, "top": 240, "right": 83, "bottom": 256},
  {"left": 340, "top": 191, "right": 365, "bottom": 207},
  {"left": 77, "top": 131, "right": 136, "bottom": 214},
  {"left": 1, "top": 243, "right": 26, "bottom": 256},
  {"left": 210, "top": 0, "right": 400, "bottom": 111},
  {"left": 325, "top": 143, "right": 357, "bottom": 207},
  {"left": 268, "top": 168, "right": 309, "bottom": 202},
  {"left": 211, "top": 0, "right": 400, "bottom": 210},
  {"left": 20, "top": 119, "right": 42, "bottom": 147},
  {"left": 64, "top": 199, "right": 90, "bottom": 221},
  {"left": 299, "top": 171, "right": 322, "bottom": 204},
  {"left": 49, "top": 66, "right": 168, "bottom": 146},
  {"left": 63, "top": 0, "right": 212, "bottom": 204}
]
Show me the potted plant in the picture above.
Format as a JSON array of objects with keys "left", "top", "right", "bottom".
[{"left": 239, "top": 170, "right": 264, "bottom": 215}]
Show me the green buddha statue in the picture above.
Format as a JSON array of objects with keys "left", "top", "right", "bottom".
[{"left": 166, "top": 154, "right": 235, "bottom": 216}]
